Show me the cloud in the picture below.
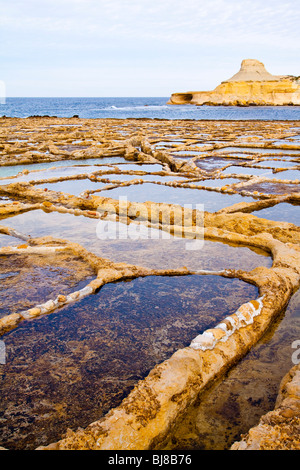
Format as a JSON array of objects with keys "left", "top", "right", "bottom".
[
  {"left": 1, "top": 0, "right": 299, "bottom": 95},
  {"left": 1, "top": 0, "right": 299, "bottom": 45}
]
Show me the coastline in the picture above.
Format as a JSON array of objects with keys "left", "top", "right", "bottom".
[{"left": 2, "top": 97, "right": 300, "bottom": 121}]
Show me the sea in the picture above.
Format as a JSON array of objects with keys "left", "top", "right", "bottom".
[{"left": 1, "top": 97, "right": 300, "bottom": 121}]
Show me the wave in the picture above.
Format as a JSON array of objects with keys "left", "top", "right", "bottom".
[{"left": 105, "top": 105, "right": 170, "bottom": 111}]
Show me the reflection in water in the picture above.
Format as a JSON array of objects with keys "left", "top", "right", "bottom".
[
  {"left": 252, "top": 202, "right": 300, "bottom": 226},
  {"left": 38, "top": 179, "right": 106, "bottom": 196},
  {"left": 195, "top": 157, "right": 249, "bottom": 171},
  {"left": 30, "top": 179, "right": 256, "bottom": 211},
  {"left": 214, "top": 146, "right": 300, "bottom": 155},
  {"left": 270, "top": 169, "right": 300, "bottom": 181},
  {"left": 222, "top": 166, "right": 274, "bottom": 177},
  {"left": 2, "top": 209, "right": 272, "bottom": 271},
  {"left": 0, "top": 275, "right": 258, "bottom": 450},
  {"left": 0, "top": 158, "right": 127, "bottom": 178},
  {"left": 240, "top": 181, "right": 299, "bottom": 195},
  {"left": 90, "top": 183, "right": 254, "bottom": 211},
  {"left": 255, "top": 160, "right": 299, "bottom": 169},
  {"left": 193, "top": 178, "right": 242, "bottom": 187},
  {"left": 1, "top": 165, "right": 114, "bottom": 185}
]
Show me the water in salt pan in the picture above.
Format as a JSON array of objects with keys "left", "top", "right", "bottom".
[
  {"left": 270, "top": 169, "right": 300, "bottom": 181},
  {"left": 255, "top": 160, "right": 299, "bottom": 169},
  {"left": 0, "top": 157, "right": 127, "bottom": 178},
  {"left": 0, "top": 165, "right": 115, "bottom": 185},
  {"left": 222, "top": 166, "right": 274, "bottom": 177},
  {"left": 252, "top": 202, "right": 300, "bottom": 226},
  {"left": 171, "top": 150, "right": 207, "bottom": 157},
  {"left": 93, "top": 182, "right": 255, "bottom": 211},
  {"left": 214, "top": 147, "right": 300, "bottom": 155},
  {"left": 37, "top": 179, "right": 107, "bottom": 196},
  {"left": 195, "top": 158, "right": 249, "bottom": 171},
  {"left": 160, "top": 287, "right": 300, "bottom": 450},
  {"left": 1, "top": 209, "right": 272, "bottom": 271},
  {"left": 0, "top": 275, "right": 258, "bottom": 450},
  {"left": 0, "top": 253, "right": 94, "bottom": 318},
  {"left": 239, "top": 181, "right": 299, "bottom": 195},
  {"left": 116, "top": 163, "right": 163, "bottom": 172},
  {"left": 194, "top": 178, "right": 242, "bottom": 188}
]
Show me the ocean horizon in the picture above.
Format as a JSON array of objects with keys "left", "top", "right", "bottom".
[{"left": 1, "top": 97, "right": 300, "bottom": 121}]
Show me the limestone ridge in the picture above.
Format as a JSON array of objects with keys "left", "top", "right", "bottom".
[{"left": 167, "top": 59, "right": 300, "bottom": 106}]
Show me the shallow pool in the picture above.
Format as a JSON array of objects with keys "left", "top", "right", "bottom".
[
  {"left": 96, "top": 183, "right": 255, "bottom": 212},
  {"left": 252, "top": 202, "right": 300, "bottom": 226},
  {"left": 160, "top": 287, "right": 300, "bottom": 450},
  {"left": 0, "top": 275, "right": 258, "bottom": 450},
  {"left": 1, "top": 209, "right": 272, "bottom": 271},
  {"left": 0, "top": 158, "right": 127, "bottom": 178}
]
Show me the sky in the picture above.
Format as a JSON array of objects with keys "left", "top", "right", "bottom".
[{"left": 0, "top": 0, "right": 299, "bottom": 97}]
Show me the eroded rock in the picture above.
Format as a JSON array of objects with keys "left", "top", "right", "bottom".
[{"left": 168, "top": 59, "right": 300, "bottom": 106}]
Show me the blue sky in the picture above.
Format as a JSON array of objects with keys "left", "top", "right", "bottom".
[{"left": 1, "top": 0, "right": 299, "bottom": 97}]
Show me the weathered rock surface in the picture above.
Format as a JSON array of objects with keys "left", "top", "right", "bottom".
[
  {"left": 168, "top": 59, "right": 300, "bottom": 106},
  {"left": 231, "top": 364, "right": 300, "bottom": 450},
  {"left": 0, "top": 117, "right": 299, "bottom": 450}
]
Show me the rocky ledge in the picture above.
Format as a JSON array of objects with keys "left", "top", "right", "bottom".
[
  {"left": 168, "top": 59, "right": 300, "bottom": 106},
  {"left": 231, "top": 364, "right": 300, "bottom": 450}
]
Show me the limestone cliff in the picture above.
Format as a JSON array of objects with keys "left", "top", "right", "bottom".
[{"left": 168, "top": 59, "right": 300, "bottom": 106}]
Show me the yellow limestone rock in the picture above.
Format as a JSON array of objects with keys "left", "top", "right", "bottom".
[
  {"left": 231, "top": 365, "right": 300, "bottom": 450},
  {"left": 0, "top": 313, "right": 22, "bottom": 334},
  {"left": 168, "top": 59, "right": 300, "bottom": 106}
]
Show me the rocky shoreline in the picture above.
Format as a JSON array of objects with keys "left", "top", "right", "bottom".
[{"left": 0, "top": 116, "right": 299, "bottom": 450}]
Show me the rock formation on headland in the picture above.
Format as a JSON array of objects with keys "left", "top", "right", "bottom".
[
  {"left": 231, "top": 365, "right": 300, "bottom": 450},
  {"left": 167, "top": 59, "right": 300, "bottom": 106}
]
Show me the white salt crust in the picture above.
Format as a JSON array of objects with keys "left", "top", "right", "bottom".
[{"left": 189, "top": 296, "right": 265, "bottom": 351}]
